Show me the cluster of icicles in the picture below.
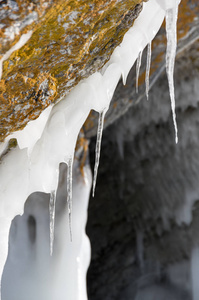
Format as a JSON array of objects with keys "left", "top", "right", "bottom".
[
  {"left": 55, "top": 0, "right": 180, "bottom": 254},
  {"left": 0, "top": 0, "right": 180, "bottom": 267}
]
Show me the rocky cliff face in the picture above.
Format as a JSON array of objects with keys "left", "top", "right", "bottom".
[
  {"left": 1, "top": 0, "right": 198, "bottom": 144},
  {"left": 0, "top": 0, "right": 142, "bottom": 141}
]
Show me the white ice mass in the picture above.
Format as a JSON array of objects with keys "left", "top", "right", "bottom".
[
  {"left": 66, "top": 156, "right": 74, "bottom": 241},
  {"left": 0, "top": 0, "right": 181, "bottom": 299},
  {"left": 49, "top": 190, "right": 56, "bottom": 256}
]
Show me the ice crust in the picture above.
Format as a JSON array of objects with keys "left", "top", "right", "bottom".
[{"left": 0, "top": 0, "right": 181, "bottom": 298}]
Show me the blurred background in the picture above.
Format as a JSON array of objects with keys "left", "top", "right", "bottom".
[{"left": 87, "top": 21, "right": 199, "bottom": 300}]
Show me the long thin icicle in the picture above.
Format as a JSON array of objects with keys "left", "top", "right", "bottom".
[
  {"left": 49, "top": 190, "right": 56, "bottom": 256},
  {"left": 67, "top": 157, "right": 73, "bottom": 241},
  {"left": 92, "top": 110, "right": 106, "bottom": 197},
  {"left": 165, "top": 5, "right": 179, "bottom": 144},
  {"left": 145, "top": 42, "right": 152, "bottom": 100},
  {"left": 136, "top": 50, "right": 143, "bottom": 93}
]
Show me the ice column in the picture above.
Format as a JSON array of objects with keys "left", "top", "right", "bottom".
[
  {"left": 157, "top": 0, "right": 181, "bottom": 143},
  {"left": 165, "top": 5, "right": 179, "bottom": 143}
]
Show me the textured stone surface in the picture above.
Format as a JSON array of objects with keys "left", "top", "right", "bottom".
[
  {"left": 0, "top": 0, "right": 53, "bottom": 52},
  {"left": 1, "top": 0, "right": 198, "bottom": 147},
  {"left": 0, "top": 0, "right": 142, "bottom": 142}
]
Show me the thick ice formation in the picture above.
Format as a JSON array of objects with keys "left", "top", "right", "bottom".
[
  {"left": 49, "top": 190, "right": 56, "bottom": 256},
  {"left": 1, "top": 162, "right": 92, "bottom": 300},
  {"left": 0, "top": 0, "right": 182, "bottom": 298},
  {"left": 66, "top": 157, "right": 73, "bottom": 241}
]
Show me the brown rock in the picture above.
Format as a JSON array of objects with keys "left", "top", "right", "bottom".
[{"left": 0, "top": 0, "right": 143, "bottom": 142}]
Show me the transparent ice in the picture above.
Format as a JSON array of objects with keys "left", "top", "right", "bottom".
[
  {"left": 92, "top": 110, "right": 106, "bottom": 197},
  {"left": 136, "top": 50, "right": 143, "bottom": 93},
  {"left": 145, "top": 42, "right": 152, "bottom": 100}
]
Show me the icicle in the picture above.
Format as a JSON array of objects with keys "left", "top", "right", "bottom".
[
  {"left": 136, "top": 50, "right": 143, "bottom": 93},
  {"left": 145, "top": 42, "right": 152, "bottom": 100},
  {"left": 49, "top": 190, "right": 56, "bottom": 256},
  {"left": 92, "top": 109, "right": 106, "bottom": 197},
  {"left": 165, "top": 5, "right": 179, "bottom": 144},
  {"left": 66, "top": 157, "right": 73, "bottom": 241}
]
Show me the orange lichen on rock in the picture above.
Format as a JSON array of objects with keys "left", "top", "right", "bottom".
[
  {"left": 0, "top": 0, "right": 143, "bottom": 142},
  {"left": 0, "top": 0, "right": 53, "bottom": 54},
  {"left": 83, "top": 111, "right": 96, "bottom": 133},
  {"left": 177, "top": 0, "right": 199, "bottom": 40}
]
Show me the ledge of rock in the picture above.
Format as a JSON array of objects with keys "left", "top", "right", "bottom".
[{"left": 0, "top": 0, "right": 143, "bottom": 142}]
